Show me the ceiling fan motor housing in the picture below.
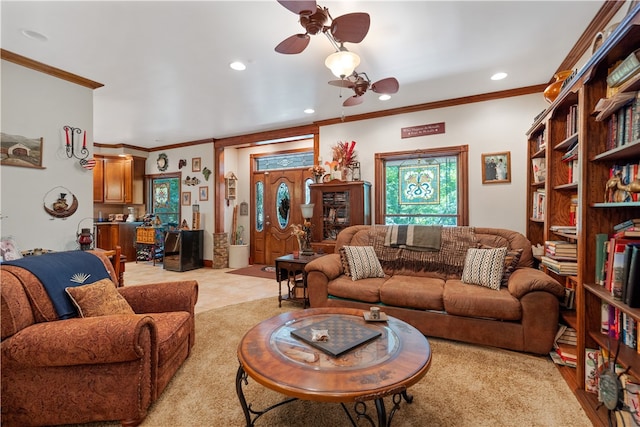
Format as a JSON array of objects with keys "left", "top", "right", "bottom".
[{"left": 300, "top": 7, "right": 328, "bottom": 35}]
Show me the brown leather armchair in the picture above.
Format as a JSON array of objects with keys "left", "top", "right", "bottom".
[{"left": 1, "top": 251, "right": 198, "bottom": 426}]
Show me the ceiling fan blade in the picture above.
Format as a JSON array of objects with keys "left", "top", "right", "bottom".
[
  {"left": 343, "top": 95, "right": 364, "bottom": 107},
  {"left": 328, "top": 79, "right": 355, "bottom": 88},
  {"left": 277, "top": 0, "right": 317, "bottom": 16},
  {"left": 330, "top": 13, "right": 370, "bottom": 43},
  {"left": 371, "top": 77, "right": 399, "bottom": 94},
  {"left": 275, "top": 34, "right": 311, "bottom": 54}
]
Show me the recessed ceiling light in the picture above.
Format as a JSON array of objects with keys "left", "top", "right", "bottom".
[
  {"left": 491, "top": 72, "right": 508, "bottom": 81},
  {"left": 378, "top": 94, "right": 391, "bottom": 101},
  {"left": 304, "top": 108, "right": 315, "bottom": 114},
  {"left": 230, "top": 61, "right": 246, "bottom": 71},
  {"left": 20, "top": 29, "right": 48, "bottom": 42}
]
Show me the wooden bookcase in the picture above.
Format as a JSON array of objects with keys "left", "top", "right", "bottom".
[
  {"left": 309, "top": 181, "right": 371, "bottom": 253},
  {"left": 525, "top": 8, "right": 640, "bottom": 425}
]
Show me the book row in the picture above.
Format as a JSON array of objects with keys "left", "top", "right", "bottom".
[{"left": 604, "top": 91, "right": 640, "bottom": 150}]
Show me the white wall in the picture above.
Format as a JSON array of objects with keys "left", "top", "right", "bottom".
[
  {"left": 1, "top": 60, "right": 94, "bottom": 251},
  {"left": 319, "top": 94, "right": 547, "bottom": 233},
  {"left": 145, "top": 144, "right": 215, "bottom": 260}
]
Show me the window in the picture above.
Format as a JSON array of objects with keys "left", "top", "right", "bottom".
[
  {"left": 375, "top": 146, "right": 468, "bottom": 225},
  {"left": 150, "top": 175, "right": 181, "bottom": 225}
]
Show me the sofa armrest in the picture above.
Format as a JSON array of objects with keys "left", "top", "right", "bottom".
[
  {"left": 305, "top": 254, "right": 343, "bottom": 281},
  {"left": 507, "top": 267, "right": 565, "bottom": 299},
  {"left": 2, "top": 315, "right": 155, "bottom": 367},
  {"left": 118, "top": 280, "right": 198, "bottom": 314}
]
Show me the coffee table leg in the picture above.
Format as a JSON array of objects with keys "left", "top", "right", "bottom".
[{"left": 236, "top": 364, "right": 252, "bottom": 426}]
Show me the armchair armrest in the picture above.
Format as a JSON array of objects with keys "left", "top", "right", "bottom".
[
  {"left": 507, "top": 267, "right": 565, "bottom": 299},
  {"left": 2, "top": 315, "right": 155, "bottom": 367},
  {"left": 118, "top": 280, "right": 198, "bottom": 314},
  {"left": 305, "top": 254, "right": 344, "bottom": 281}
]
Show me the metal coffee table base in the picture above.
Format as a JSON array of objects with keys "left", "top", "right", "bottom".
[{"left": 236, "top": 364, "right": 414, "bottom": 427}]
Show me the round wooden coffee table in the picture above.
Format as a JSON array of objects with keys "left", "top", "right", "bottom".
[{"left": 236, "top": 307, "right": 431, "bottom": 426}]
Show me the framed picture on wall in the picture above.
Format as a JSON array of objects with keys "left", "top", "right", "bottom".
[
  {"left": 182, "top": 191, "right": 191, "bottom": 206},
  {"left": 481, "top": 151, "right": 511, "bottom": 184},
  {"left": 192, "top": 157, "right": 201, "bottom": 172},
  {"left": 1, "top": 133, "right": 44, "bottom": 169},
  {"left": 199, "top": 186, "right": 208, "bottom": 201}
]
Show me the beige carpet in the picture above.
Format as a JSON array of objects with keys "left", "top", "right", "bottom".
[{"left": 78, "top": 298, "right": 591, "bottom": 426}]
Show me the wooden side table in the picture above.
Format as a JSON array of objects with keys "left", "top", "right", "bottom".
[{"left": 275, "top": 253, "right": 323, "bottom": 308}]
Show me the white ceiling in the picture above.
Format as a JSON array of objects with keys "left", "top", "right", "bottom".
[{"left": 1, "top": 1, "right": 606, "bottom": 149}]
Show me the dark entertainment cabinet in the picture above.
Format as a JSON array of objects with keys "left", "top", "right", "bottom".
[{"left": 163, "top": 230, "right": 203, "bottom": 272}]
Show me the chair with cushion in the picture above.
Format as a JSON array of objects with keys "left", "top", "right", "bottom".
[{"left": 1, "top": 250, "right": 198, "bottom": 426}]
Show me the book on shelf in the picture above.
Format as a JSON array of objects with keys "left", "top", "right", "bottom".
[
  {"left": 614, "top": 218, "right": 640, "bottom": 231},
  {"left": 541, "top": 256, "right": 578, "bottom": 275},
  {"left": 585, "top": 348, "right": 600, "bottom": 394},
  {"left": 531, "top": 157, "right": 546, "bottom": 183},
  {"left": 606, "top": 49, "right": 640, "bottom": 88},
  {"left": 610, "top": 241, "right": 627, "bottom": 300},
  {"left": 595, "top": 233, "right": 609, "bottom": 286},
  {"left": 532, "top": 189, "right": 545, "bottom": 220},
  {"left": 624, "top": 244, "right": 640, "bottom": 308},
  {"left": 561, "top": 140, "right": 578, "bottom": 162},
  {"left": 566, "top": 104, "right": 578, "bottom": 138},
  {"left": 550, "top": 225, "right": 577, "bottom": 234},
  {"left": 602, "top": 92, "right": 640, "bottom": 149},
  {"left": 615, "top": 228, "right": 640, "bottom": 238}
]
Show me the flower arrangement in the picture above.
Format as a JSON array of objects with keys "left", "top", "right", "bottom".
[
  {"left": 324, "top": 160, "right": 340, "bottom": 171},
  {"left": 309, "top": 164, "right": 326, "bottom": 177},
  {"left": 331, "top": 140, "right": 357, "bottom": 169}
]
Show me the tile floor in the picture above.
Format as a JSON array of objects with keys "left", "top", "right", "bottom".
[{"left": 123, "top": 261, "right": 279, "bottom": 314}]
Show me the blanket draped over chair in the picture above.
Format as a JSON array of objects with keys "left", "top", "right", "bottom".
[
  {"left": 372, "top": 226, "right": 477, "bottom": 275},
  {"left": 3, "top": 251, "right": 110, "bottom": 319}
]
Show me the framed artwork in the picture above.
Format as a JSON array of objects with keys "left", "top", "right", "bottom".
[
  {"left": 182, "top": 191, "right": 191, "bottom": 206},
  {"left": 192, "top": 157, "right": 201, "bottom": 172},
  {"left": 482, "top": 151, "right": 511, "bottom": 184},
  {"left": 1, "top": 133, "right": 44, "bottom": 169},
  {"left": 199, "top": 186, "right": 208, "bottom": 201}
]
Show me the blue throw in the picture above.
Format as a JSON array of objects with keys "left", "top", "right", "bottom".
[{"left": 4, "top": 251, "right": 111, "bottom": 319}]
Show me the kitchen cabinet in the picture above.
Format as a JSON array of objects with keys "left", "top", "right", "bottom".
[
  {"left": 95, "top": 222, "right": 142, "bottom": 262},
  {"left": 94, "top": 155, "right": 145, "bottom": 205}
]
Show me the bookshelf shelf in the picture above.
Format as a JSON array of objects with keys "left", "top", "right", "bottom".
[{"left": 525, "top": 7, "right": 640, "bottom": 425}]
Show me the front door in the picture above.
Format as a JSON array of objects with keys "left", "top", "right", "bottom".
[{"left": 253, "top": 169, "right": 308, "bottom": 266}]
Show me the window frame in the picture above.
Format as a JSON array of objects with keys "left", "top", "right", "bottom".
[{"left": 374, "top": 145, "right": 469, "bottom": 225}]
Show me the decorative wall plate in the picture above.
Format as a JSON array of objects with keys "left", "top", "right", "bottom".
[{"left": 157, "top": 153, "right": 168, "bottom": 171}]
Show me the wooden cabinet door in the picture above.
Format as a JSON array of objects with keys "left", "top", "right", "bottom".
[
  {"left": 93, "top": 157, "right": 104, "bottom": 202},
  {"left": 123, "top": 158, "right": 133, "bottom": 204},
  {"left": 96, "top": 224, "right": 118, "bottom": 250},
  {"left": 104, "top": 158, "right": 125, "bottom": 203}
]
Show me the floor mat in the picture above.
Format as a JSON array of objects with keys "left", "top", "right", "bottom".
[{"left": 226, "top": 264, "right": 275, "bottom": 280}]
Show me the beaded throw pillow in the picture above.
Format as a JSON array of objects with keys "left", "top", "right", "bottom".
[
  {"left": 66, "top": 278, "right": 134, "bottom": 318},
  {"left": 341, "top": 246, "right": 385, "bottom": 281},
  {"left": 461, "top": 247, "right": 508, "bottom": 290}
]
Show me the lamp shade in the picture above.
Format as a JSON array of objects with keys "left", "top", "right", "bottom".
[
  {"left": 325, "top": 50, "right": 360, "bottom": 78},
  {"left": 300, "top": 203, "right": 315, "bottom": 219}
]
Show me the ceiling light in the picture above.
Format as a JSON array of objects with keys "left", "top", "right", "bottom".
[
  {"left": 491, "top": 72, "right": 507, "bottom": 81},
  {"left": 20, "top": 29, "right": 48, "bottom": 42},
  {"left": 325, "top": 48, "right": 360, "bottom": 79},
  {"left": 230, "top": 61, "right": 246, "bottom": 71},
  {"left": 304, "top": 108, "right": 315, "bottom": 114},
  {"left": 378, "top": 94, "right": 391, "bottom": 101}
]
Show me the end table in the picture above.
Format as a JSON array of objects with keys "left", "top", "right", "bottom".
[{"left": 275, "top": 253, "right": 323, "bottom": 308}]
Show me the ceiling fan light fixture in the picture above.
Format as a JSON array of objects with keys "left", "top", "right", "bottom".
[
  {"left": 378, "top": 94, "right": 391, "bottom": 101},
  {"left": 229, "top": 61, "right": 246, "bottom": 71},
  {"left": 325, "top": 49, "right": 360, "bottom": 79}
]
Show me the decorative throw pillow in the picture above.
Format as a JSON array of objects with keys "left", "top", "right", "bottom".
[
  {"left": 0, "top": 236, "right": 22, "bottom": 262},
  {"left": 341, "top": 246, "right": 385, "bottom": 281},
  {"left": 461, "top": 247, "right": 508, "bottom": 290},
  {"left": 66, "top": 278, "right": 134, "bottom": 318},
  {"left": 338, "top": 247, "right": 352, "bottom": 277},
  {"left": 501, "top": 248, "right": 523, "bottom": 286}
]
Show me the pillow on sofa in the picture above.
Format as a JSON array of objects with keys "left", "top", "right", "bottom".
[
  {"left": 66, "top": 278, "right": 134, "bottom": 317},
  {"left": 341, "top": 246, "right": 385, "bottom": 281},
  {"left": 462, "top": 247, "right": 508, "bottom": 290},
  {"left": 501, "top": 248, "right": 523, "bottom": 286},
  {"left": 339, "top": 247, "right": 352, "bottom": 277}
]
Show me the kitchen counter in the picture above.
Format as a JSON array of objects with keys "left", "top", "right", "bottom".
[{"left": 95, "top": 222, "right": 144, "bottom": 262}]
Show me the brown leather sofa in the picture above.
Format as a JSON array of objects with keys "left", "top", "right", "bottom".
[
  {"left": 305, "top": 225, "right": 565, "bottom": 355},
  {"left": 1, "top": 250, "right": 198, "bottom": 426}
]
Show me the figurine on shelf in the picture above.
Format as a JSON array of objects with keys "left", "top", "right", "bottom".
[{"left": 605, "top": 170, "right": 640, "bottom": 202}]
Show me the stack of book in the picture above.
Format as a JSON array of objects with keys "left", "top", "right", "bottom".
[
  {"left": 544, "top": 240, "right": 577, "bottom": 259},
  {"left": 614, "top": 218, "right": 640, "bottom": 238},
  {"left": 550, "top": 225, "right": 577, "bottom": 235},
  {"left": 541, "top": 256, "right": 578, "bottom": 275},
  {"left": 531, "top": 188, "right": 545, "bottom": 220},
  {"left": 550, "top": 327, "right": 577, "bottom": 367}
]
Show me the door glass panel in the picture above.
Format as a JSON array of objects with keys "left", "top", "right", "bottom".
[
  {"left": 151, "top": 177, "right": 180, "bottom": 225},
  {"left": 276, "top": 182, "right": 290, "bottom": 228},
  {"left": 304, "top": 178, "right": 313, "bottom": 204},
  {"left": 256, "top": 181, "right": 264, "bottom": 232}
]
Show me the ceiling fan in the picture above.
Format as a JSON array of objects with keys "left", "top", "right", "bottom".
[
  {"left": 275, "top": 0, "right": 370, "bottom": 54},
  {"left": 329, "top": 72, "right": 400, "bottom": 107}
]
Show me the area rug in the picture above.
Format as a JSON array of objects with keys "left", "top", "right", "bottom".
[
  {"left": 74, "top": 298, "right": 591, "bottom": 426},
  {"left": 226, "top": 263, "right": 275, "bottom": 280}
]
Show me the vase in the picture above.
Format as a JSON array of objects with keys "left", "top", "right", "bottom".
[
  {"left": 331, "top": 170, "right": 342, "bottom": 180},
  {"left": 314, "top": 175, "right": 323, "bottom": 184},
  {"left": 543, "top": 70, "right": 573, "bottom": 103}
]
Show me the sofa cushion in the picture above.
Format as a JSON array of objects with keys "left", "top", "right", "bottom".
[
  {"left": 327, "top": 275, "right": 384, "bottom": 303},
  {"left": 1, "top": 269, "right": 35, "bottom": 339},
  {"left": 461, "top": 247, "right": 507, "bottom": 290},
  {"left": 444, "top": 279, "right": 522, "bottom": 321},
  {"left": 340, "top": 246, "right": 385, "bottom": 280},
  {"left": 145, "top": 311, "right": 192, "bottom": 368},
  {"left": 66, "top": 278, "right": 135, "bottom": 318},
  {"left": 380, "top": 275, "right": 445, "bottom": 311}
]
